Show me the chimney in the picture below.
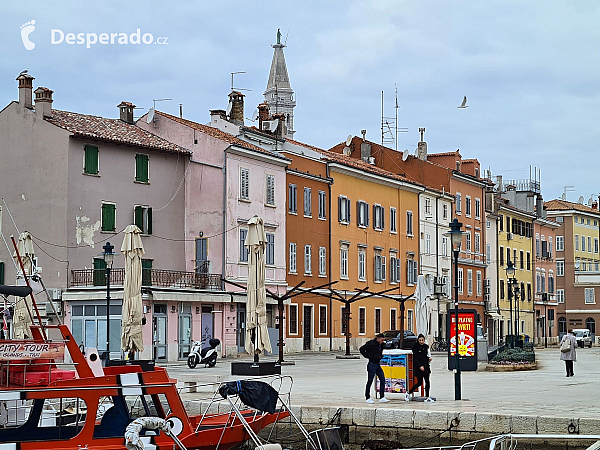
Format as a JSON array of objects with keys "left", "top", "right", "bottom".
[
  {"left": 536, "top": 195, "right": 544, "bottom": 218},
  {"left": 593, "top": 201, "right": 598, "bottom": 210},
  {"left": 496, "top": 175, "right": 503, "bottom": 192},
  {"left": 417, "top": 127, "right": 427, "bottom": 161},
  {"left": 228, "top": 91, "right": 244, "bottom": 126},
  {"left": 257, "top": 102, "right": 269, "bottom": 131},
  {"left": 272, "top": 112, "right": 287, "bottom": 139},
  {"left": 117, "top": 101, "right": 135, "bottom": 124},
  {"left": 210, "top": 109, "right": 227, "bottom": 123},
  {"left": 359, "top": 130, "right": 371, "bottom": 162},
  {"left": 16, "top": 72, "right": 34, "bottom": 109},
  {"left": 361, "top": 129, "right": 367, "bottom": 141},
  {"left": 34, "top": 87, "right": 53, "bottom": 118}
]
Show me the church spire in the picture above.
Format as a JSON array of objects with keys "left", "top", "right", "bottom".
[{"left": 264, "top": 29, "right": 296, "bottom": 138}]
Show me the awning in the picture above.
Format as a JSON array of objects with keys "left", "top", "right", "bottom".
[
  {"left": 151, "top": 291, "right": 230, "bottom": 303},
  {"left": 63, "top": 290, "right": 124, "bottom": 301},
  {"left": 230, "top": 292, "right": 290, "bottom": 306},
  {"left": 486, "top": 312, "right": 503, "bottom": 319}
]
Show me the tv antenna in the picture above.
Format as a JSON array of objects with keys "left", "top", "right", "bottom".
[
  {"left": 149, "top": 98, "right": 171, "bottom": 125},
  {"left": 231, "top": 71, "right": 251, "bottom": 92},
  {"left": 562, "top": 185, "right": 575, "bottom": 201},
  {"left": 381, "top": 89, "right": 408, "bottom": 150}
]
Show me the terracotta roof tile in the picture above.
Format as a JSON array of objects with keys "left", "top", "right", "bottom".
[
  {"left": 544, "top": 199, "right": 600, "bottom": 215},
  {"left": 156, "top": 111, "right": 286, "bottom": 159},
  {"left": 427, "top": 151, "right": 461, "bottom": 157},
  {"left": 46, "top": 110, "right": 189, "bottom": 154},
  {"left": 285, "top": 138, "right": 324, "bottom": 153}
]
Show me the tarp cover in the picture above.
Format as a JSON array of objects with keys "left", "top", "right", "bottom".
[{"left": 218, "top": 380, "right": 279, "bottom": 414}]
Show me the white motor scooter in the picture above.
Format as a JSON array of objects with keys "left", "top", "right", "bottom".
[{"left": 187, "top": 338, "right": 220, "bottom": 368}]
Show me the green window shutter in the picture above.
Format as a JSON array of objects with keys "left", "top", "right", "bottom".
[
  {"left": 142, "top": 259, "right": 152, "bottom": 286},
  {"left": 84, "top": 145, "right": 98, "bottom": 175},
  {"left": 135, "top": 154, "right": 149, "bottom": 183},
  {"left": 102, "top": 203, "right": 116, "bottom": 232},
  {"left": 0, "top": 262, "right": 4, "bottom": 285},
  {"left": 93, "top": 258, "right": 107, "bottom": 286},
  {"left": 134, "top": 206, "right": 143, "bottom": 230},
  {"left": 147, "top": 207, "right": 152, "bottom": 235}
]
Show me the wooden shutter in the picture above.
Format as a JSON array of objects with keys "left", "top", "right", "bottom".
[
  {"left": 102, "top": 203, "right": 115, "bottom": 232},
  {"left": 93, "top": 258, "right": 107, "bottom": 286},
  {"left": 381, "top": 206, "right": 385, "bottom": 230},
  {"left": 338, "top": 197, "right": 342, "bottom": 222},
  {"left": 346, "top": 199, "right": 351, "bottom": 223},
  {"left": 134, "top": 206, "right": 143, "bottom": 230},
  {"left": 373, "top": 204, "right": 377, "bottom": 229},
  {"left": 135, "top": 154, "right": 149, "bottom": 183},
  {"left": 357, "top": 201, "right": 361, "bottom": 225},
  {"left": 142, "top": 259, "right": 153, "bottom": 286},
  {"left": 147, "top": 207, "right": 152, "bottom": 235},
  {"left": 84, "top": 145, "right": 99, "bottom": 175}
]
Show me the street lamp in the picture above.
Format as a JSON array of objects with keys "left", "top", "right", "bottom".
[
  {"left": 542, "top": 293, "right": 549, "bottom": 348},
  {"left": 448, "top": 218, "right": 463, "bottom": 401},
  {"left": 505, "top": 261, "right": 516, "bottom": 348},
  {"left": 102, "top": 241, "right": 115, "bottom": 365},
  {"left": 514, "top": 282, "right": 520, "bottom": 341}
]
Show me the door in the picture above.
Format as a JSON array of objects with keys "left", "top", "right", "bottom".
[
  {"left": 303, "top": 305, "right": 312, "bottom": 351},
  {"left": 201, "top": 305, "right": 214, "bottom": 347},
  {"left": 237, "top": 306, "right": 246, "bottom": 353},
  {"left": 178, "top": 304, "right": 192, "bottom": 359},
  {"left": 153, "top": 304, "right": 167, "bottom": 361},
  {"left": 195, "top": 238, "right": 208, "bottom": 273}
]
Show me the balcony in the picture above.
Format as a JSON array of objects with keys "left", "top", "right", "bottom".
[
  {"left": 574, "top": 271, "right": 600, "bottom": 286},
  {"left": 70, "top": 267, "right": 223, "bottom": 291}
]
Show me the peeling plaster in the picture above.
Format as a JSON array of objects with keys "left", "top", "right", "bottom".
[{"left": 75, "top": 216, "right": 101, "bottom": 248}]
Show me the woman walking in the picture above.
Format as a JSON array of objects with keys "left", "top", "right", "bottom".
[
  {"left": 406, "top": 334, "right": 434, "bottom": 402},
  {"left": 560, "top": 329, "right": 578, "bottom": 377}
]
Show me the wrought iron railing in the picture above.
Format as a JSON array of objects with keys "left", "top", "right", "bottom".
[{"left": 70, "top": 268, "right": 223, "bottom": 291}]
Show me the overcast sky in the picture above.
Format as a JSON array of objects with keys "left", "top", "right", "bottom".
[{"left": 1, "top": 1, "right": 599, "bottom": 203}]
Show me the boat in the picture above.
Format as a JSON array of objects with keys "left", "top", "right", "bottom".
[{"left": 0, "top": 285, "right": 299, "bottom": 450}]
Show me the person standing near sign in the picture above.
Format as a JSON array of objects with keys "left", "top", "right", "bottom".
[
  {"left": 560, "top": 329, "right": 577, "bottom": 377},
  {"left": 360, "top": 333, "right": 390, "bottom": 404},
  {"left": 406, "top": 334, "right": 434, "bottom": 402}
]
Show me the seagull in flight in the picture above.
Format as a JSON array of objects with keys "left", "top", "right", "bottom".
[{"left": 458, "top": 96, "right": 468, "bottom": 108}]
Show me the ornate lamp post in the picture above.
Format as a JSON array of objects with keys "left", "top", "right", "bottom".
[
  {"left": 102, "top": 242, "right": 115, "bottom": 365},
  {"left": 505, "top": 261, "right": 515, "bottom": 348},
  {"left": 448, "top": 218, "right": 463, "bottom": 401}
]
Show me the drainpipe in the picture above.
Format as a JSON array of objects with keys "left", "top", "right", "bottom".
[
  {"left": 222, "top": 147, "right": 228, "bottom": 356},
  {"left": 327, "top": 163, "right": 333, "bottom": 352},
  {"left": 435, "top": 194, "right": 440, "bottom": 339}
]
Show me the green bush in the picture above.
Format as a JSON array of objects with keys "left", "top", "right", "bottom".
[{"left": 492, "top": 348, "right": 535, "bottom": 364}]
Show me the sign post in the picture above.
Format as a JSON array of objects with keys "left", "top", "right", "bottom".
[{"left": 447, "top": 309, "right": 478, "bottom": 372}]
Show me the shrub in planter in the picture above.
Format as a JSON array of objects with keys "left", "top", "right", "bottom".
[{"left": 492, "top": 348, "right": 535, "bottom": 364}]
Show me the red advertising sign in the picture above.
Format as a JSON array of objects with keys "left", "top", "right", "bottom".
[
  {"left": 449, "top": 312, "right": 476, "bottom": 357},
  {"left": 0, "top": 341, "right": 65, "bottom": 360}
]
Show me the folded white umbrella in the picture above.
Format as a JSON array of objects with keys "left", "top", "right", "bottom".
[{"left": 121, "top": 225, "right": 145, "bottom": 354}]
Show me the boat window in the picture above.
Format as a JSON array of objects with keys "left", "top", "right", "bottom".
[
  {"left": 37, "top": 397, "right": 86, "bottom": 431},
  {"left": 145, "top": 394, "right": 171, "bottom": 417},
  {"left": 0, "top": 399, "right": 34, "bottom": 428}
]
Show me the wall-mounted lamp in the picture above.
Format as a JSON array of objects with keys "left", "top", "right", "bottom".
[
  {"left": 171, "top": 305, "right": 176, "bottom": 313},
  {"left": 196, "top": 306, "right": 200, "bottom": 314}
]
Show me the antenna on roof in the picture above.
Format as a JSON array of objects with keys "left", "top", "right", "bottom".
[
  {"left": 284, "top": 27, "right": 290, "bottom": 46},
  {"left": 380, "top": 88, "right": 408, "bottom": 150},
  {"left": 151, "top": 98, "right": 171, "bottom": 125},
  {"left": 231, "top": 71, "right": 251, "bottom": 92},
  {"left": 563, "top": 185, "right": 575, "bottom": 202}
]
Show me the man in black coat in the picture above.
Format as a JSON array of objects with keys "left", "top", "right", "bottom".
[{"left": 359, "top": 333, "right": 389, "bottom": 403}]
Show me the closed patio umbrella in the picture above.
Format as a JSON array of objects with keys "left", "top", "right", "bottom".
[
  {"left": 245, "top": 216, "right": 272, "bottom": 357},
  {"left": 414, "top": 274, "right": 432, "bottom": 339},
  {"left": 121, "top": 225, "right": 145, "bottom": 356},
  {"left": 12, "top": 232, "right": 35, "bottom": 339}
]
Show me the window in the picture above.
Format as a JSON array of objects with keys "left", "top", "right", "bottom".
[
  {"left": 500, "top": 279, "right": 505, "bottom": 299},
  {"left": 500, "top": 246, "right": 504, "bottom": 266},
  {"left": 506, "top": 216, "right": 511, "bottom": 232},
  {"left": 374, "top": 252, "right": 386, "bottom": 282},
  {"left": 458, "top": 268, "right": 464, "bottom": 294},
  {"left": 266, "top": 233, "right": 275, "bottom": 265},
  {"left": 304, "top": 245, "right": 312, "bottom": 275},
  {"left": 407, "top": 211, "right": 413, "bottom": 235},
  {"left": 443, "top": 204, "right": 449, "bottom": 220},
  {"left": 341, "top": 306, "right": 348, "bottom": 334},
  {"left": 475, "top": 232, "right": 480, "bottom": 255},
  {"left": 596, "top": 262, "right": 599, "bottom": 272},
  {"left": 289, "top": 243, "right": 297, "bottom": 273},
  {"left": 557, "top": 261, "right": 565, "bottom": 276},
  {"left": 549, "top": 236, "right": 553, "bottom": 258},
  {"left": 595, "top": 238, "right": 599, "bottom": 254},
  {"left": 359, "top": 307, "right": 366, "bottom": 335},
  {"left": 390, "top": 207, "right": 397, "bottom": 233},
  {"left": 240, "top": 229, "right": 249, "bottom": 262},
  {"left": 589, "top": 237, "right": 593, "bottom": 253},
  {"left": 527, "top": 283, "right": 532, "bottom": 301},
  {"left": 556, "top": 236, "right": 564, "bottom": 251},
  {"left": 465, "top": 196, "right": 471, "bottom": 216},
  {"left": 443, "top": 237, "right": 449, "bottom": 257},
  {"left": 84, "top": 144, "right": 99, "bottom": 175},
  {"left": 319, "top": 247, "right": 326, "bottom": 276},
  {"left": 134, "top": 205, "right": 152, "bottom": 235},
  {"left": 71, "top": 303, "right": 122, "bottom": 352},
  {"left": 358, "top": 249, "right": 366, "bottom": 281},
  {"left": 303, "top": 187, "right": 312, "bottom": 216},
  {"left": 582, "top": 235, "right": 586, "bottom": 252},
  {"left": 487, "top": 220, "right": 491, "bottom": 229},
  {"left": 141, "top": 259, "right": 152, "bottom": 286},
  {"left": 425, "top": 197, "right": 432, "bottom": 215},
  {"left": 390, "top": 253, "right": 400, "bottom": 283},
  {"left": 318, "top": 191, "right": 326, "bottom": 219},
  {"left": 507, "top": 247, "right": 511, "bottom": 264},
  {"left": 486, "top": 244, "right": 491, "bottom": 264},
  {"left": 575, "top": 234, "right": 579, "bottom": 251},
  {"left": 407, "top": 309, "right": 414, "bottom": 332},
  {"left": 289, "top": 304, "right": 298, "bottom": 334},
  {"left": 0, "top": 262, "right": 4, "bottom": 285},
  {"left": 407, "top": 259, "right": 418, "bottom": 285},
  {"left": 476, "top": 271, "right": 482, "bottom": 296},
  {"left": 266, "top": 174, "right": 275, "bottom": 206},
  {"left": 340, "top": 246, "right": 349, "bottom": 279},
  {"left": 425, "top": 233, "right": 431, "bottom": 254},
  {"left": 375, "top": 308, "right": 381, "bottom": 334},
  {"left": 240, "top": 167, "right": 249, "bottom": 200},
  {"left": 585, "top": 288, "right": 596, "bottom": 304},
  {"left": 288, "top": 184, "right": 297, "bottom": 213},
  {"left": 499, "top": 215, "right": 504, "bottom": 231},
  {"left": 319, "top": 305, "right": 327, "bottom": 334},
  {"left": 465, "top": 231, "right": 471, "bottom": 252},
  {"left": 557, "top": 289, "right": 565, "bottom": 303},
  {"left": 357, "top": 201, "right": 369, "bottom": 227},
  {"left": 575, "top": 216, "right": 578, "bottom": 223},
  {"left": 586, "top": 318, "right": 596, "bottom": 335},
  {"left": 390, "top": 309, "right": 397, "bottom": 331},
  {"left": 373, "top": 204, "right": 385, "bottom": 230},
  {"left": 101, "top": 202, "right": 116, "bottom": 232},
  {"left": 527, "top": 252, "right": 531, "bottom": 270},
  {"left": 456, "top": 193, "right": 462, "bottom": 213},
  {"left": 338, "top": 196, "right": 351, "bottom": 223},
  {"left": 467, "top": 269, "right": 473, "bottom": 295},
  {"left": 548, "top": 271, "right": 554, "bottom": 293},
  {"left": 475, "top": 198, "right": 481, "bottom": 219},
  {"left": 519, "top": 250, "right": 524, "bottom": 269},
  {"left": 514, "top": 249, "right": 517, "bottom": 267},
  {"left": 541, "top": 271, "right": 546, "bottom": 293}
]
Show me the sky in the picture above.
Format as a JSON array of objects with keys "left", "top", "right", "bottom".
[{"left": 1, "top": 1, "right": 599, "bottom": 203}]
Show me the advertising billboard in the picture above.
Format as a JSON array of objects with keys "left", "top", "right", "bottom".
[{"left": 447, "top": 309, "right": 478, "bottom": 371}]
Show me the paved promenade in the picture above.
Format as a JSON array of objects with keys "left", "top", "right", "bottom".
[{"left": 163, "top": 346, "right": 600, "bottom": 419}]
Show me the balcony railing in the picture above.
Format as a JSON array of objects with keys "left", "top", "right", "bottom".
[{"left": 70, "top": 268, "right": 223, "bottom": 291}]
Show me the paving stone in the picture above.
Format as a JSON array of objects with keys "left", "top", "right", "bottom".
[
  {"left": 537, "top": 416, "right": 579, "bottom": 434},
  {"left": 475, "top": 413, "right": 511, "bottom": 434},
  {"left": 352, "top": 407, "right": 376, "bottom": 426},
  {"left": 578, "top": 418, "right": 600, "bottom": 435},
  {"left": 510, "top": 415, "right": 537, "bottom": 434}
]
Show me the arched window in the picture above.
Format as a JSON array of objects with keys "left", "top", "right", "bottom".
[
  {"left": 558, "top": 317, "right": 567, "bottom": 334},
  {"left": 586, "top": 317, "right": 596, "bottom": 335}
]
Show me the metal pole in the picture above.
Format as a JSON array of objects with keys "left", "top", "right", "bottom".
[
  {"left": 106, "top": 265, "right": 111, "bottom": 365},
  {"left": 508, "top": 279, "right": 514, "bottom": 348},
  {"left": 453, "top": 248, "right": 461, "bottom": 401},
  {"left": 544, "top": 301, "right": 548, "bottom": 348}
]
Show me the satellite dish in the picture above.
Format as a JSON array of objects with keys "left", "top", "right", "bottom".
[
  {"left": 402, "top": 149, "right": 409, "bottom": 161},
  {"left": 226, "top": 102, "right": 232, "bottom": 116},
  {"left": 561, "top": 193, "right": 566, "bottom": 200},
  {"left": 345, "top": 135, "right": 352, "bottom": 146},
  {"left": 589, "top": 198, "right": 594, "bottom": 207},
  {"left": 251, "top": 110, "right": 259, "bottom": 121},
  {"left": 579, "top": 196, "right": 585, "bottom": 204},
  {"left": 146, "top": 107, "right": 155, "bottom": 124}
]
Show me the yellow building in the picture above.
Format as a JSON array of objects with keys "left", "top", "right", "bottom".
[
  {"left": 496, "top": 202, "right": 536, "bottom": 339},
  {"left": 321, "top": 151, "right": 422, "bottom": 349}
]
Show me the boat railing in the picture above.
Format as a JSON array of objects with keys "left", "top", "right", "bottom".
[{"left": 0, "top": 361, "right": 78, "bottom": 388}]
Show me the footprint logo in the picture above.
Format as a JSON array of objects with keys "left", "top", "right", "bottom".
[{"left": 20, "top": 20, "right": 36, "bottom": 51}]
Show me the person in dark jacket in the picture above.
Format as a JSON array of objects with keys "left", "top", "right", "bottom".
[
  {"left": 406, "top": 334, "right": 434, "bottom": 402},
  {"left": 359, "top": 333, "right": 389, "bottom": 404}
]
